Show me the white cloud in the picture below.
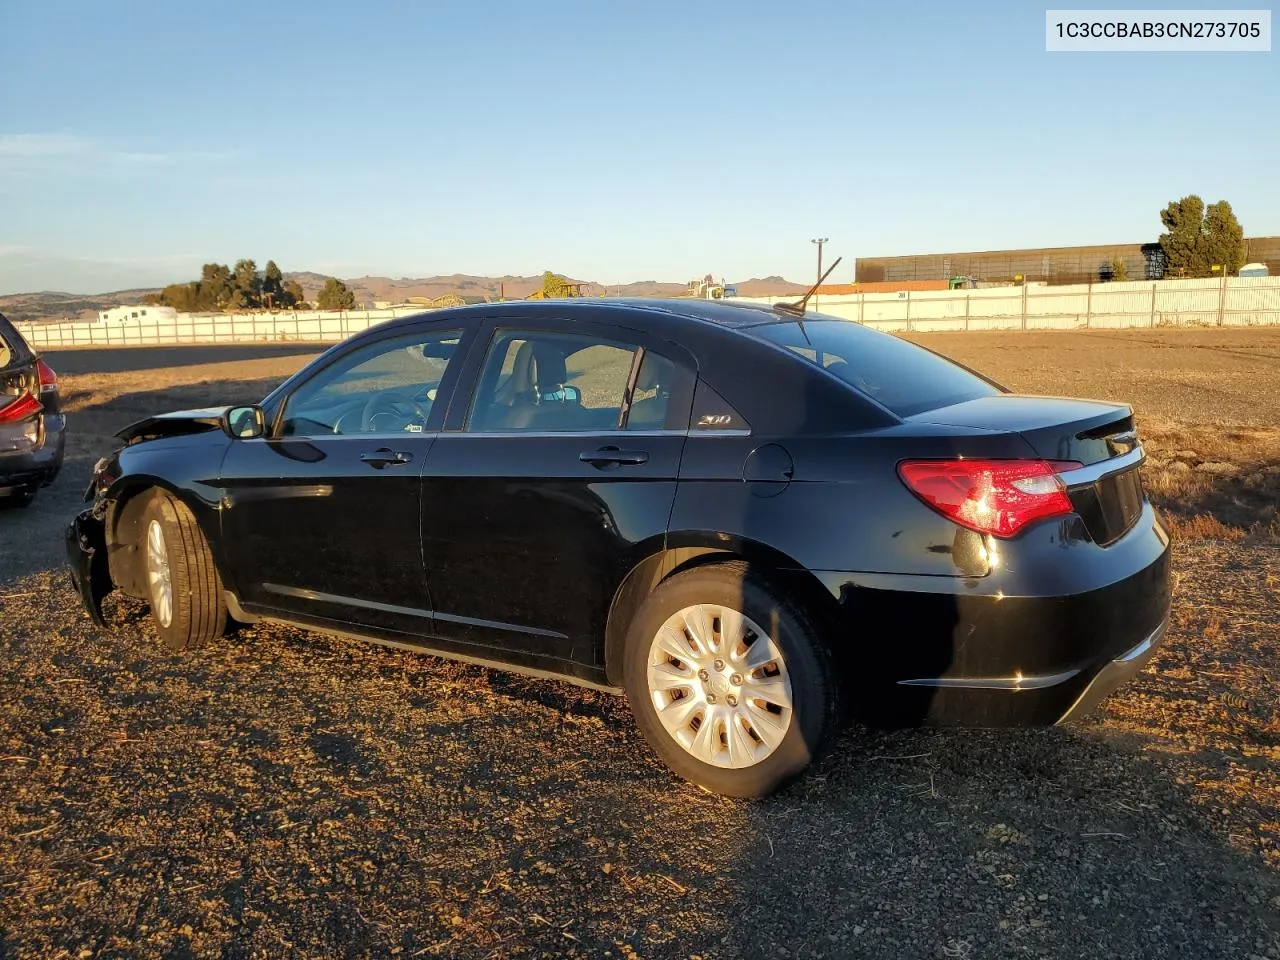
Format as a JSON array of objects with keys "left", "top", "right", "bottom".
[{"left": 0, "top": 133, "right": 238, "bottom": 178}]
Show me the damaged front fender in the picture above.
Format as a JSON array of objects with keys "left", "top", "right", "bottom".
[{"left": 65, "top": 509, "right": 112, "bottom": 626}]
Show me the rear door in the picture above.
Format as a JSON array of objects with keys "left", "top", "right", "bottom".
[
  {"left": 219, "top": 321, "right": 473, "bottom": 634},
  {"left": 419, "top": 318, "right": 696, "bottom": 664}
]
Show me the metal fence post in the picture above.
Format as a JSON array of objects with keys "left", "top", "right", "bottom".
[
  {"left": 964, "top": 289, "right": 970, "bottom": 331},
  {"left": 1150, "top": 283, "right": 1157, "bottom": 328},
  {"left": 905, "top": 293, "right": 911, "bottom": 332},
  {"left": 1021, "top": 283, "right": 1028, "bottom": 330},
  {"left": 1085, "top": 282, "right": 1092, "bottom": 329},
  {"left": 1217, "top": 274, "right": 1228, "bottom": 326}
]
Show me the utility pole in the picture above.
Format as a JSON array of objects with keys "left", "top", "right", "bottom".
[{"left": 811, "top": 237, "right": 828, "bottom": 287}]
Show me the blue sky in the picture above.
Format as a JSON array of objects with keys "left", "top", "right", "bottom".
[{"left": 0, "top": 0, "right": 1274, "bottom": 293}]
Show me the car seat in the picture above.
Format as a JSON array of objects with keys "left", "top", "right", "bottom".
[{"left": 627, "top": 354, "right": 673, "bottom": 429}]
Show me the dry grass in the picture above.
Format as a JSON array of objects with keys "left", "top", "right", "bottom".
[{"left": 1138, "top": 421, "right": 1280, "bottom": 542}]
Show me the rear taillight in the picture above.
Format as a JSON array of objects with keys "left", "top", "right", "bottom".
[
  {"left": 36, "top": 358, "right": 59, "bottom": 393},
  {"left": 0, "top": 391, "right": 43, "bottom": 424},
  {"left": 897, "top": 459, "right": 1084, "bottom": 538}
]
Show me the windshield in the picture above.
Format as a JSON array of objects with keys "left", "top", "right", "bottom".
[{"left": 746, "top": 318, "right": 1001, "bottom": 418}]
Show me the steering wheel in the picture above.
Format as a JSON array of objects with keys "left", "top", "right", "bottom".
[{"left": 359, "top": 392, "right": 431, "bottom": 433}]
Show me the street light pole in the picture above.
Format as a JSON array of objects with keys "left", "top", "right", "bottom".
[{"left": 810, "top": 237, "right": 829, "bottom": 287}]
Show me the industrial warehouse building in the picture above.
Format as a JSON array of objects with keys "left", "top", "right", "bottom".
[{"left": 856, "top": 236, "right": 1280, "bottom": 286}]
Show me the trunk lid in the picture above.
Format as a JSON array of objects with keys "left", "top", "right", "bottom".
[{"left": 908, "top": 395, "right": 1145, "bottom": 546}]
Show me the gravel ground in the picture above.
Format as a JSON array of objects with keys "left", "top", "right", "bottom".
[{"left": 1, "top": 333, "right": 1278, "bottom": 959}]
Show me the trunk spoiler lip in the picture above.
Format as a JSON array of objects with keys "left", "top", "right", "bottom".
[{"left": 1056, "top": 443, "right": 1145, "bottom": 487}]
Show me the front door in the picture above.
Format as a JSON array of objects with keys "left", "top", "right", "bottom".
[
  {"left": 420, "top": 321, "right": 695, "bottom": 667},
  {"left": 220, "top": 325, "right": 470, "bottom": 636}
]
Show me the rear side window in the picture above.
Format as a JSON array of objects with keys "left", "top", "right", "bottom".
[{"left": 746, "top": 319, "right": 1000, "bottom": 418}]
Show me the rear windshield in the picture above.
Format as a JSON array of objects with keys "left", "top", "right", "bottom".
[
  {"left": 0, "top": 313, "right": 31, "bottom": 369},
  {"left": 746, "top": 318, "right": 1000, "bottom": 418}
]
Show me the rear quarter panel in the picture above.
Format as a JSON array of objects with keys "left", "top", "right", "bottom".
[{"left": 669, "top": 428, "right": 1041, "bottom": 578}]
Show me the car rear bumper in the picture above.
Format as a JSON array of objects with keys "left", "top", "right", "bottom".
[
  {"left": 817, "top": 502, "right": 1173, "bottom": 727},
  {"left": 0, "top": 412, "right": 66, "bottom": 492}
]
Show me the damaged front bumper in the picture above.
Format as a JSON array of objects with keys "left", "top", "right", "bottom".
[{"left": 66, "top": 508, "right": 112, "bottom": 626}]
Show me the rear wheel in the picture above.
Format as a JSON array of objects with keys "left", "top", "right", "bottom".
[
  {"left": 140, "top": 492, "right": 227, "bottom": 652},
  {"left": 622, "top": 562, "right": 839, "bottom": 798}
]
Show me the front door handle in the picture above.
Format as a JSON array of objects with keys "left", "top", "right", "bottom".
[
  {"left": 580, "top": 445, "right": 649, "bottom": 468},
  {"left": 360, "top": 448, "right": 413, "bottom": 468}
]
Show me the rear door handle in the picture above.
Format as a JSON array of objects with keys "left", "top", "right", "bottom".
[
  {"left": 360, "top": 448, "right": 413, "bottom": 468},
  {"left": 580, "top": 445, "right": 649, "bottom": 467}
]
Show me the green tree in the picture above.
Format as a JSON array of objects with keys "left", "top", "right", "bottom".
[
  {"left": 227, "top": 258, "right": 262, "bottom": 310},
  {"left": 159, "top": 282, "right": 201, "bottom": 313},
  {"left": 539, "top": 270, "right": 572, "bottom": 298},
  {"left": 198, "top": 263, "right": 233, "bottom": 310},
  {"left": 262, "top": 260, "right": 285, "bottom": 307},
  {"left": 1204, "top": 200, "right": 1246, "bottom": 276},
  {"left": 316, "top": 277, "right": 356, "bottom": 310},
  {"left": 1159, "top": 195, "right": 1246, "bottom": 278},
  {"left": 283, "top": 279, "right": 305, "bottom": 308},
  {"left": 1110, "top": 258, "right": 1128, "bottom": 282}
]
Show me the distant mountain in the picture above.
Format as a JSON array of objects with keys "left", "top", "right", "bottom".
[
  {"left": 0, "top": 288, "right": 163, "bottom": 324},
  {"left": 1, "top": 272, "right": 808, "bottom": 323}
]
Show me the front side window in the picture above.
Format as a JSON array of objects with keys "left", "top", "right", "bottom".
[
  {"left": 468, "top": 330, "right": 675, "bottom": 433},
  {"left": 279, "top": 329, "right": 463, "bottom": 436}
]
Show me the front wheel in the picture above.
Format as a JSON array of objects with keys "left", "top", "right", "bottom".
[
  {"left": 140, "top": 492, "right": 227, "bottom": 652},
  {"left": 622, "top": 562, "right": 840, "bottom": 798}
]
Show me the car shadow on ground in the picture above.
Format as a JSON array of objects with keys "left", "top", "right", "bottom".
[{"left": 0, "top": 575, "right": 1276, "bottom": 959}]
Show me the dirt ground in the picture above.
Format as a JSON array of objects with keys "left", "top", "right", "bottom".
[{"left": 1, "top": 329, "right": 1277, "bottom": 959}]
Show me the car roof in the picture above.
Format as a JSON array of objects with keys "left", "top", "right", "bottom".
[{"left": 407, "top": 296, "right": 788, "bottom": 331}]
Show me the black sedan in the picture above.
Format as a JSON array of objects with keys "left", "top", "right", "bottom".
[
  {"left": 1, "top": 312, "right": 65, "bottom": 507},
  {"left": 67, "top": 299, "right": 1171, "bottom": 797}
]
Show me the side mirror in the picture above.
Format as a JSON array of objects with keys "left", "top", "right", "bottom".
[{"left": 224, "top": 405, "right": 266, "bottom": 439}]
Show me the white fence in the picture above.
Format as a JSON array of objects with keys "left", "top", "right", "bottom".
[
  {"left": 14, "top": 306, "right": 430, "bottom": 349},
  {"left": 13, "top": 276, "right": 1280, "bottom": 348},
  {"left": 738, "top": 275, "right": 1280, "bottom": 332}
]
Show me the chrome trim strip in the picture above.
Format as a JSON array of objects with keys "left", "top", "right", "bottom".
[
  {"left": 263, "top": 583, "right": 433, "bottom": 619},
  {"left": 261, "top": 583, "right": 570, "bottom": 640},
  {"left": 432, "top": 610, "right": 568, "bottom": 640},
  {"left": 444, "top": 428, "right": 751, "bottom": 439},
  {"left": 1058, "top": 444, "right": 1145, "bottom": 486},
  {"left": 897, "top": 668, "right": 1082, "bottom": 691},
  {"left": 1116, "top": 622, "right": 1164, "bottom": 662}
]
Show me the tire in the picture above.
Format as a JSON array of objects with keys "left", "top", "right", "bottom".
[
  {"left": 140, "top": 492, "right": 227, "bottom": 652},
  {"left": 622, "top": 561, "right": 840, "bottom": 798}
]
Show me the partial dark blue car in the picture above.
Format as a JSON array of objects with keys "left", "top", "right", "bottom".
[{"left": 1, "top": 313, "right": 65, "bottom": 507}]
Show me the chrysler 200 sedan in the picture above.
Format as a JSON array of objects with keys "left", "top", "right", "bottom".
[{"left": 67, "top": 298, "right": 1171, "bottom": 797}]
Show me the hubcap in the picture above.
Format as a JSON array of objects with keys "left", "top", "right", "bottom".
[
  {"left": 646, "top": 603, "right": 794, "bottom": 769},
  {"left": 145, "top": 519, "right": 174, "bottom": 628}
]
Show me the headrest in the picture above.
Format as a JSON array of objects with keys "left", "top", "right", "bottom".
[
  {"left": 531, "top": 342, "right": 568, "bottom": 393},
  {"left": 636, "top": 354, "right": 673, "bottom": 392}
]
